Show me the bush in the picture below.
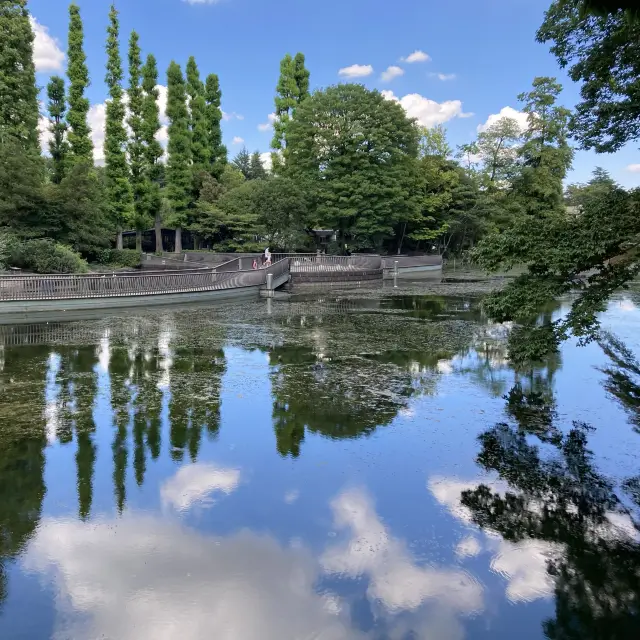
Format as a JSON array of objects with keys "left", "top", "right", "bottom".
[
  {"left": 9, "top": 239, "right": 89, "bottom": 274},
  {"left": 95, "top": 248, "right": 141, "bottom": 269}
]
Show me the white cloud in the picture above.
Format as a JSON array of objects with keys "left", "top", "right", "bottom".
[
  {"left": 380, "top": 65, "right": 404, "bottom": 83},
  {"left": 627, "top": 164, "right": 640, "bottom": 173},
  {"left": 431, "top": 72, "right": 456, "bottom": 81},
  {"left": 88, "top": 102, "right": 106, "bottom": 164},
  {"left": 161, "top": 463, "right": 240, "bottom": 512},
  {"left": 477, "top": 106, "right": 529, "bottom": 133},
  {"left": 30, "top": 17, "right": 64, "bottom": 72},
  {"left": 222, "top": 111, "right": 244, "bottom": 122},
  {"left": 382, "top": 90, "right": 473, "bottom": 128},
  {"left": 258, "top": 113, "right": 277, "bottom": 132},
  {"left": 231, "top": 136, "right": 244, "bottom": 145},
  {"left": 428, "top": 476, "right": 561, "bottom": 603},
  {"left": 322, "top": 488, "right": 484, "bottom": 616},
  {"left": 338, "top": 64, "right": 374, "bottom": 79},
  {"left": 24, "top": 515, "right": 359, "bottom": 640},
  {"left": 284, "top": 490, "right": 300, "bottom": 504},
  {"left": 260, "top": 151, "right": 273, "bottom": 172},
  {"left": 402, "top": 50, "right": 430, "bottom": 64},
  {"left": 455, "top": 536, "right": 481, "bottom": 558}
]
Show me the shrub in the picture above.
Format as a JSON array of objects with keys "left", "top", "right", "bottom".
[
  {"left": 95, "top": 248, "right": 141, "bottom": 269},
  {"left": 9, "top": 239, "right": 89, "bottom": 274}
]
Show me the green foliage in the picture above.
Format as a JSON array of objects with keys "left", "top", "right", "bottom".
[
  {"left": 205, "top": 73, "right": 226, "bottom": 179},
  {"left": 96, "top": 248, "right": 141, "bottom": 268},
  {"left": 537, "top": 1, "right": 640, "bottom": 152},
  {"left": 232, "top": 147, "right": 267, "bottom": 180},
  {"left": 231, "top": 147, "right": 251, "bottom": 179},
  {"left": 46, "top": 76, "right": 69, "bottom": 185},
  {"left": 287, "top": 84, "right": 421, "bottom": 250},
  {"left": 9, "top": 238, "right": 88, "bottom": 274},
  {"left": 127, "top": 31, "right": 150, "bottom": 234},
  {"left": 271, "top": 52, "right": 310, "bottom": 170},
  {"left": 0, "top": 1, "right": 39, "bottom": 151},
  {"left": 141, "top": 54, "right": 164, "bottom": 229},
  {"left": 67, "top": 3, "right": 93, "bottom": 164},
  {"left": 187, "top": 57, "right": 210, "bottom": 190},
  {"left": 166, "top": 61, "right": 192, "bottom": 228},
  {"left": 250, "top": 151, "right": 267, "bottom": 180},
  {"left": 477, "top": 170, "right": 640, "bottom": 363},
  {"left": 104, "top": 4, "right": 134, "bottom": 236},
  {"left": 219, "top": 164, "right": 245, "bottom": 191},
  {"left": 48, "top": 161, "right": 113, "bottom": 255}
]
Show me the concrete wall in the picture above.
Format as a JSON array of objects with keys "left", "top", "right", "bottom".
[
  {"left": 290, "top": 270, "right": 382, "bottom": 284},
  {"left": 0, "top": 285, "right": 261, "bottom": 320}
]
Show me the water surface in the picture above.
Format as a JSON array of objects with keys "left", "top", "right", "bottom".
[{"left": 1, "top": 280, "right": 639, "bottom": 639}]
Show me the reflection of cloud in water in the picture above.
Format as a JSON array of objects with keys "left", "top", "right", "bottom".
[
  {"left": 429, "top": 476, "right": 561, "bottom": 603},
  {"left": 24, "top": 516, "right": 358, "bottom": 640},
  {"left": 322, "top": 488, "right": 484, "bottom": 615},
  {"left": 617, "top": 298, "right": 637, "bottom": 313},
  {"left": 455, "top": 535, "right": 481, "bottom": 558},
  {"left": 161, "top": 463, "right": 240, "bottom": 511}
]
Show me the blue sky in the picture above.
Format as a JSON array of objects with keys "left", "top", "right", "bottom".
[{"left": 29, "top": 0, "right": 640, "bottom": 186}]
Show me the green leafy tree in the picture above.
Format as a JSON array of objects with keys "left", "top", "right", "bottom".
[
  {"left": 0, "top": 135, "right": 49, "bottom": 237},
  {"left": 287, "top": 84, "right": 421, "bottom": 251},
  {"left": 165, "top": 61, "right": 192, "bottom": 253},
  {"left": 219, "top": 164, "right": 245, "bottom": 191},
  {"left": 537, "top": 1, "right": 640, "bottom": 152},
  {"left": 186, "top": 57, "right": 209, "bottom": 190},
  {"left": 48, "top": 161, "right": 113, "bottom": 255},
  {"left": 512, "top": 77, "right": 573, "bottom": 215},
  {"left": 231, "top": 147, "right": 251, "bottom": 179},
  {"left": 104, "top": 4, "right": 134, "bottom": 249},
  {"left": 127, "top": 31, "right": 149, "bottom": 252},
  {"left": 205, "top": 73, "right": 226, "bottom": 179},
  {"left": 66, "top": 3, "right": 93, "bottom": 164},
  {"left": 476, "top": 117, "right": 523, "bottom": 189},
  {"left": 141, "top": 54, "right": 165, "bottom": 253},
  {"left": 249, "top": 151, "right": 267, "bottom": 180},
  {"left": 271, "top": 52, "right": 310, "bottom": 171},
  {"left": 0, "top": 1, "right": 39, "bottom": 151},
  {"left": 46, "top": 76, "right": 69, "bottom": 185}
]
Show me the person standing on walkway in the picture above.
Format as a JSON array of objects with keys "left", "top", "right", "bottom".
[{"left": 264, "top": 247, "right": 272, "bottom": 266}]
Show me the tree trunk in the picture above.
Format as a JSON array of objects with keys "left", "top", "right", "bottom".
[
  {"left": 175, "top": 227, "right": 182, "bottom": 254},
  {"left": 136, "top": 230, "right": 142, "bottom": 253},
  {"left": 116, "top": 230, "right": 123, "bottom": 250},
  {"left": 194, "top": 235, "right": 201, "bottom": 250},
  {"left": 155, "top": 214, "right": 163, "bottom": 254},
  {"left": 398, "top": 223, "right": 407, "bottom": 255}
]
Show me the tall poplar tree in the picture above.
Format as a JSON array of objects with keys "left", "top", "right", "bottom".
[
  {"left": 127, "top": 31, "right": 148, "bottom": 251},
  {"left": 46, "top": 76, "right": 69, "bottom": 184},
  {"left": 142, "top": 54, "right": 164, "bottom": 253},
  {"left": 271, "top": 52, "right": 310, "bottom": 172},
  {"left": 0, "top": 0, "right": 39, "bottom": 151},
  {"left": 205, "top": 73, "right": 226, "bottom": 179},
  {"left": 186, "top": 57, "right": 209, "bottom": 187},
  {"left": 166, "top": 61, "right": 191, "bottom": 253},
  {"left": 104, "top": 4, "right": 133, "bottom": 249},
  {"left": 67, "top": 3, "right": 93, "bottom": 164}
]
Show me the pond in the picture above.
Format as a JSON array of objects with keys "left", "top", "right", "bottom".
[{"left": 1, "top": 279, "right": 639, "bottom": 639}]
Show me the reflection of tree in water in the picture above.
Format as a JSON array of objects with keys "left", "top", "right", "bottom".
[
  {"left": 54, "top": 346, "right": 98, "bottom": 521},
  {"left": 168, "top": 345, "right": 226, "bottom": 463},
  {"left": 0, "top": 346, "right": 48, "bottom": 613},
  {"left": 269, "top": 345, "right": 441, "bottom": 458},
  {"left": 599, "top": 332, "right": 640, "bottom": 434},
  {"left": 461, "top": 371, "right": 640, "bottom": 638}
]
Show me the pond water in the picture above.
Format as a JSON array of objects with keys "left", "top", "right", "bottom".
[{"left": 1, "top": 279, "right": 639, "bottom": 639}]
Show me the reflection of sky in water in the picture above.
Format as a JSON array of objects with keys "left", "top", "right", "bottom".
[{"left": 1, "top": 289, "right": 639, "bottom": 639}]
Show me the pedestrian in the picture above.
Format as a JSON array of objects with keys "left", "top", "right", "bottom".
[
  {"left": 264, "top": 247, "right": 272, "bottom": 267},
  {"left": 252, "top": 258, "right": 258, "bottom": 270}
]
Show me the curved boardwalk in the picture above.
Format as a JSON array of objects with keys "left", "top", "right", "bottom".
[{"left": 0, "top": 254, "right": 442, "bottom": 317}]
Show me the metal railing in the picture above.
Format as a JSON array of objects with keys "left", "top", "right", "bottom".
[
  {"left": 0, "top": 267, "right": 266, "bottom": 301},
  {"left": 382, "top": 255, "right": 443, "bottom": 270},
  {"left": 281, "top": 254, "right": 382, "bottom": 272}
]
